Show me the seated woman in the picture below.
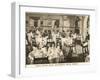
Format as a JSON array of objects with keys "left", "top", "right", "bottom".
[
  {"left": 41, "top": 45, "right": 48, "bottom": 58},
  {"left": 48, "top": 42, "right": 59, "bottom": 63},
  {"left": 28, "top": 46, "right": 37, "bottom": 64},
  {"left": 56, "top": 43, "right": 64, "bottom": 62},
  {"left": 75, "top": 44, "right": 83, "bottom": 55}
]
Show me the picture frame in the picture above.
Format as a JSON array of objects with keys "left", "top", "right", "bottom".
[{"left": 11, "top": 2, "right": 96, "bottom": 77}]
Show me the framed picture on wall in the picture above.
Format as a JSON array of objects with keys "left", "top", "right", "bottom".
[{"left": 11, "top": 2, "right": 96, "bottom": 77}]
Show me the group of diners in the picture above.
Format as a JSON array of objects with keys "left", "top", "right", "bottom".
[{"left": 26, "top": 28, "right": 90, "bottom": 64}]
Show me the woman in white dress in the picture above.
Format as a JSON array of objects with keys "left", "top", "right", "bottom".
[
  {"left": 41, "top": 45, "right": 48, "bottom": 58},
  {"left": 28, "top": 46, "right": 37, "bottom": 64},
  {"left": 56, "top": 43, "right": 64, "bottom": 62},
  {"left": 48, "top": 43, "right": 59, "bottom": 63}
]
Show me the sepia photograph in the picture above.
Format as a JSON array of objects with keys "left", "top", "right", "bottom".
[{"left": 25, "top": 12, "right": 90, "bottom": 65}]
